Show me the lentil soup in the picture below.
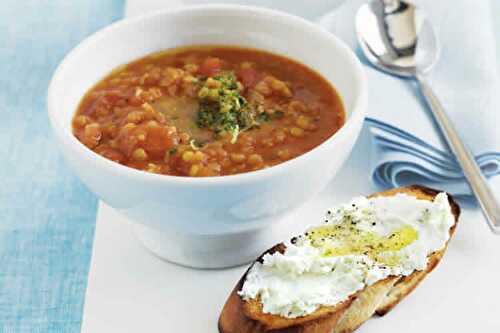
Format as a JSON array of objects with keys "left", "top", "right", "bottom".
[{"left": 72, "top": 46, "right": 345, "bottom": 177}]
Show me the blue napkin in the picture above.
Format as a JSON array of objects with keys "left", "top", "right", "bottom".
[
  {"left": 319, "top": 0, "right": 500, "bottom": 199},
  {"left": 367, "top": 118, "right": 500, "bottom": 199}
]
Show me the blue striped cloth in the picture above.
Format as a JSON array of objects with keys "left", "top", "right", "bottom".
[{"left": 0, "top": 1, "right": 123, "bottom": 331}]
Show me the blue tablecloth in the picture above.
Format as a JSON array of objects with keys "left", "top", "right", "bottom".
[{"left": 0, "top": 1, "right": 123, "bottom": 331}]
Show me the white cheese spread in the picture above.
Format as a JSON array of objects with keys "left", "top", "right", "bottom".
[{"left": 239, "top": 193, "right": 454, "bottom": 318}]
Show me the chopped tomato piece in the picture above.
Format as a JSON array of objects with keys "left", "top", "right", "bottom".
[
  {"left": 94, "top": 145, "right": 125, "bottom": 163},
  {"left": 143, "top": 126, "right": 179, "bottom": 158},
  {"left": 200, "top": 57, "right": 223, "bottom": 77},
  {"left": 237, "top": 67, "right": 259, "bottom": 88}
]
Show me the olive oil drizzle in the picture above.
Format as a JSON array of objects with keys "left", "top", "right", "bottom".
[{"left": 305, "top": 222, "right": 418, "bottom": 266}]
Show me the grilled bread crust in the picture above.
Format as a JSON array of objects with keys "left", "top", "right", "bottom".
[{"left": 219, "top": 185, "right": 460, "bottom": 333}]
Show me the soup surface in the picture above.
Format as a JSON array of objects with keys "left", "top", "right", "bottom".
[{"left": 73, "top": 46, "right": 345, "bottom": 177}]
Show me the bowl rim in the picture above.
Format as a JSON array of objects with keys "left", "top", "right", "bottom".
[{"left": 47, "top": 4, "right": 367, "bottom": 187}]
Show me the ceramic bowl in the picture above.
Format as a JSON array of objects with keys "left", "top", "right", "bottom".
[{"left": 48, "top": 5, "right": 367, "bottom": 268}]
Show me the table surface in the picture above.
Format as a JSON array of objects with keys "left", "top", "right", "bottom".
[{"left": 80, "top": 1, "right": 500, "bottom": 332}]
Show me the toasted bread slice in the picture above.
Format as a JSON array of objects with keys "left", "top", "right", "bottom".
[{"left": 219, "top": 185, "right": 460, "bottom": 333}]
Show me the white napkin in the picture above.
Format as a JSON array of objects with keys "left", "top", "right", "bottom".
[{"left": 319, "top": 0, "right": 500, "bottom": 199}]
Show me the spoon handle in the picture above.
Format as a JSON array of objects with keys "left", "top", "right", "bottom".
[{"left": 417, "top": 74, "right": 500, "bottom": 233}]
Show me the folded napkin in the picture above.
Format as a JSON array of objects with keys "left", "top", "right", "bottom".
[{"left": 319, "top": 0, "right": 500, "bottom": 199}]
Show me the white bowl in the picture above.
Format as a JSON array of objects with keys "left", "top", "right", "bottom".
[{"left": 48, "top": 5, "right": 367, "bottom": 268}]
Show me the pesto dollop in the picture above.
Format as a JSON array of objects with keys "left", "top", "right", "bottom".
[{"left": 196, "top": 72, "right": 264, "bottom": 143}]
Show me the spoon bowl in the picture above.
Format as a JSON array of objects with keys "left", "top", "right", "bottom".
[{"left": 355, "top": 0, "right": 438, "bottom": 77}]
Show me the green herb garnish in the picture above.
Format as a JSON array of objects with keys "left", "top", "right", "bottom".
[
  {"left": 196, "top": 72, "right": 267, "bottom": 143},
  {"left": 256, "top": 112, "right": 270, "bottom": 122}
]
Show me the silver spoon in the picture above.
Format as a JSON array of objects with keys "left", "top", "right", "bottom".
[{"left": 356, "top": 0, "right": 500, "bottom": 233}]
